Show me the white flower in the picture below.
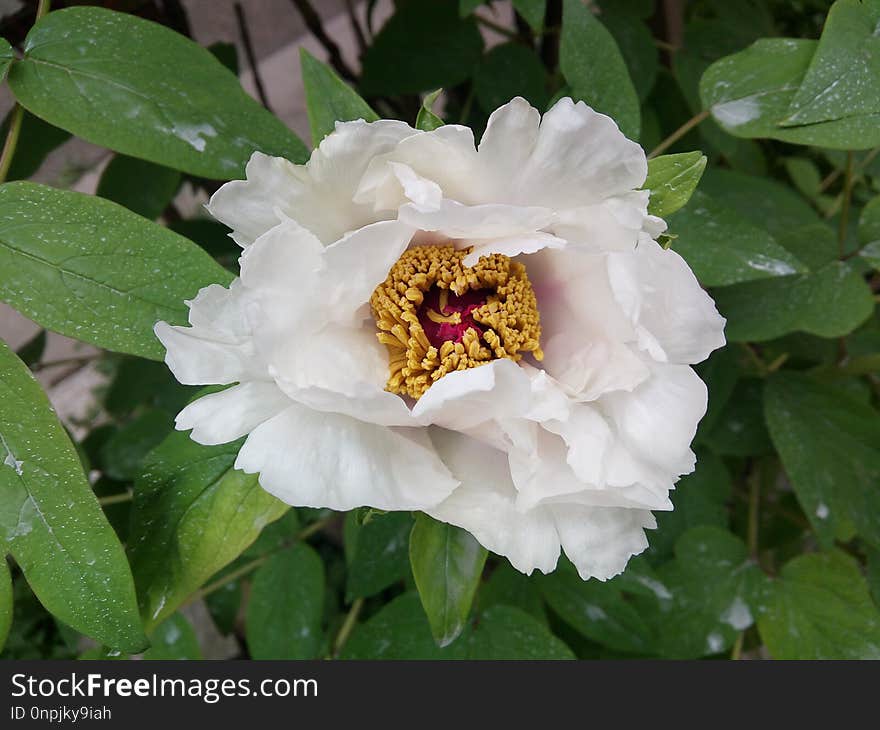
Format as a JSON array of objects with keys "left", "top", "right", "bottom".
[{"left": 155, "top": 97, "right": 725, "bottom": 581}]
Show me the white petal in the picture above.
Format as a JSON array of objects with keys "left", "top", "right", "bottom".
[
  {"left": 550, "top": 192, "right": 650, "bottom": 252},
  {"left": 208, "top": 120, "right": 417, "bottom": 246},
  {"left": 428, "top": 428, "right": 560, "bottom": 575},
  {"left": 154, "top": 281, "right": 262, "bottom": 385},
  {"left": 551, "top": 505, "right": 655, "bottom": 581},
  {"left": 607, "top": 237, "right": 727, "bottom": 365},
  {"left": 412, "top": 359, "right": 533, "bottom": 430},
  {"left": 600, "top": 362, "right": 707, "bottom": 476},
  {"left": 235, "top": 404, "right": 457, "bottom": 511},
  {"left": 175, "top": 381, "right": 289, "bottom": 445},
  {"left": 462, "top": 231, "right": 566, "bottom": 267},
  {"left": 398, "top": 199, "right": 554, "bottom": 240}
]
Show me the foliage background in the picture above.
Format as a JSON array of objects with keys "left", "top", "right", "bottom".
[{"left": 1, "top": 0, "right": 879, "bottom": 660}]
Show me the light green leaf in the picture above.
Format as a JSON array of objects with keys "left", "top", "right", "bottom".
[
  {"left": 539, "top": 563, "right": 656, "bottom": 654},
  {"left": 713, "top": 261, "right": 874, "bottom": 342},
  {"left": 668, "top": 189, "right": 807, "bottom": 286},
  {"left": 701, "top": 37, "right": 880, "bottom": 149},
  {"left": 361, "top": 1, "right": 483, "bottom": 96},
  {"left": 142, "top": 613, "right": 201, "bottom": 660},
  {"left": 782, "top": 0, "right": 880, "bottom": 128},
  {"left": 346, "top": 511, "right": 412, "bottom": 600},
  {"left": 474, "top": 42, "right": 548, "bottom": 113},
  {"left": 0, "top": 38, "right": 12, "bottom": 83},
  {"left": 0, "top": 181, "right": 232, "bottom": 361},
  {"left": 409, "top": 513, "right": 487, "bottom": 647},
  {"left": 0, "top": 340, "right": 146, "bottom": 652},
  {"left": 342, "top": 592, "right": 574, "bottom": 659},
  {"left": 560, "top": 0, "right": 640, "bottom": 139},
  {"left": 300, "top": 48, "right": 378, "bottom": 146},
  {"left": 644, "top": 152, "right": 706, "bottom": 218},
  {"left": 0, "top": 558, "right": 11, "bottom": 653},
  {"left": 9, "top": 7, "right": 307, "bottom": 178},
  {"left": 96, "top": 155, "right": 181, "bottom": 221},
  {"left": 757, "top": 550, "right": 880, "bottom": 659},
  {"left": 512, "top": 0, "right": 546, "bottom": 31},
  {"left": 764, "top": 373, "right": 880, "bottom": 548},
  {"left": 128, "top": 430, "right": 288, "bottom": 631},
  {"left": 246, "top": 543, "right": 324, "bottom": 659},
  {"left": 640, "top": 527, "right": 766, "bottom": 659},
  {"left": 416, "top": 90, "right": 444, "bottom": 132}
]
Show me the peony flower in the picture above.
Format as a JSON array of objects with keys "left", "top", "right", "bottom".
[{"left": 155, "top": 97, "right": 725, "bottom": 581}]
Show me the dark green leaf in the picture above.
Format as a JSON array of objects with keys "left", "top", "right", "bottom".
[
  {"left": 474, "top": 43, "right": 548, "bottom": 113},
  {"left": 10, "top": 7, "right": 307, "bottom": 178},
  {"left": 668, "top": 189, "right": 807, "bottom": 286},
  {"left": 142, "top": 613, "right": 201, "bottom": 659},
  {"left": 128, "top": 430, "right": 288, "bottom": 630},
  {"left": 14, "top": 329, "right": 46, "bottom": 368},
  {"left": 346, "top": 511, "right": 412, "bottom": 600},
  {"left": 96, "top": 155, "right": 181, "bottom": 221},
  {"left": 0, "top": 181, "right": 232, "bottom": 360},
  {"left": 204, "top": 579, "right": 241, "bottom": 636},
  {"left": 644, "top": 152, "right": 706, "bottom": 218},
  {"left": 416, "top": 90, "right": 444, "bottom": 132},
  {"left": 479, "top": 562, "right": 546, "bottom": 623},
  {"left": 702, "top": 379, "right": 773, "bottom": 457},
  {"left": 342, "top": 592, "right": 573, "bottom": 659},
  {"left": 0, "top": 111, "right": 70, "bottom": 182},
  {"left": 246, "top": 543, "right": 324, "bottom": 659},
  {"left": 0, "top": 340, "right": 146, "bottom": 652},
  {"left": 713, "top": 262, "right": 874, "bottom": 342},
  {"left": 764, "top": 373, "right": 880, "bottom": 548},
  {"left": 512, "top": 0, "right": 546, "bottom": 30},
  {"left": 361, "top": 1, "right": 483, "bottom": 96},
  {"left": 860, "top": 195, "right": 880, "bottom": 269},
  {"left": 0, "top": 38, "right": 12, "bottom": 82},
  {"left": 600, "top": 6, "right": 658, "bottom": 102},
  {"left": 0, "top": 558, "right": 11, "bottom": 653},
  {"left": 409, "top": 513, "right": 487, "bottom": 647},
  {"left": 757, "top": 550, "right": 880, "bottom": 659},
  {"left": 98, "top": 409, "right": 172, "bottom": 482},
  {"left": 560, "top": 0, "right": 640, "bottom": 139},
  {"left": 300, "top": 48, "right": 378, "bottom": 146}
]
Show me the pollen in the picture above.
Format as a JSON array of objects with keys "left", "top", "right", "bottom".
[{"left": 370, "top": 245, "right": 543, "bottom": 399}]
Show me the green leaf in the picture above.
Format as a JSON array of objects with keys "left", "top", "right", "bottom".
[
  {"left": 14, "top": 329, "right": 46, "bottom": 369},
  {"left": 96, "top": 155, "right": 181, "bottom": 221},
  {"left": 342, "top": 592, "right": 574, "bottom": 659},
  {"left": 346, "top": 511, "right": 412, "bottom": 600},
  {"left": 0, "top": 38, "right": 13, "bottom": 83},
  {"left": 782, "top": 0, "right": 880, "bottom": 129},
  {"left": 860, "top": 196, "right": 880, "bottom": 269},
  {"left": 539, "top": 564, "right": 656, "bottom": 654},
  {"left": 668, "top": 189, "right": 807, "bottom": 286},
  {"left": 478, "top": 562, "right": 545, "bottom": 623},
  {"left": 0, "top": 181, "right": 232, "bottom": 361},
  {"left": 361, "top": 1, "right": 484, "bottom": 96},
  {"left": 246, "top": 543, "right": 324, "bottom": 659},
  {"left": 142, "top": 613, "right": 201, "bottom": 660},
  {"left": 98, "top": 409, "right": 172, "bottom": 482},
  {"left": 702, "top": 379, "right": 773, "bottom": 457},
  {"left": 701, "top": 37, "right": 880, "bottom": 149},
  {"left": 764, "top": 373, "right": 880, "bottom": 548},
  {"left": 644, "top": 152, "right": 706, "bottom": 218},
  {"left": 409, "top": 514, "right": 487, "bottom": 647},
  {"left": 459, "top": 0, "right": 483, "bottom": 16},
  {"left": 0, "top": 340, "right": 146, "bottom": 652},
  {"left": 600, "top": 5, "right": 658, "bottom": 102},
  {"left": 713, "top": 261, "right": 875, "bottom": 342},
  {"left": 0, "top": 111, "right": 70, "bottom": 182},
  {"left": 9, "top": 7, "right": 307, "bottom": 178},
  {"left": 757, "top": 550, "right": 880, "bottom": 659},
  {"left": 128, "top": 430, "right": 288, "bottom": 630},
  {"left": 204, "top": 578, "right": 241, "bottom": 636},
  {"left": 0, "top": 558, "right": 11, "bottom": 653},
  {"left": 512, "top": 0, "right": 546, "bottom": 31},
  {"left": 300, "top": 48, "right": 378, "bottom": 146},
  {"left": 560, "top": 0, "right": 640, "bottom": 139},
  {"left": 641, "top": 527, "right": 765, "bottom": 659},
  {"left": 474, "top": 43, "right": 548, "bottom": 114},
  {"left": 645, "top": 451, "right": 731, "bottom": 563},
  {"left": 416, "top": 90, "right": 444, "bottom": 132}
]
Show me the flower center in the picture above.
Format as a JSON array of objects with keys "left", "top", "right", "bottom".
[{"left": 370, "top": 245, "right": 543, "bottom": 399}]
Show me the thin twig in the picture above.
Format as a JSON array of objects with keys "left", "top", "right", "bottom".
[
  {"left": 648, "top": 109, "right": 710, "bottom": 159},
  {"left": 290, "top": 0, "right": 356, "bottom": 82},
  {"left": 0, "top": 104, "right": 23, "bottom": 184},
  {"left": 31, "top": 354, "right": 101, "bottom": 372},
  {"left": 234, "top": 3, "right": 271, "bottom": 111},
  {"left": 35, "top": 0, "right": 51, "bottom": 22},
  {"left": 99, "top": 492, "right": 133, "bottom": 507},
  {"left": 344, "top": 0, "right": 368, "bottom": 55},
  {"left": 331, "top": 598, "right": 364, "bottom": 658},
  {"left": 730, "top": 632, "right": 744, "bottom": 660}
]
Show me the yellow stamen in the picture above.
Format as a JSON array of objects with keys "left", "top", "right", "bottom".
[{"left": 370, "top": 244, "right": 543, "bottom": 400}]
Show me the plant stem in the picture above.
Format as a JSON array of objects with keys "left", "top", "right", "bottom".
[
  {"left": 331, "top": 598, "right": 364, "bottom": 658},
  {"left": 648, "top": 109, "right": 709, "bottom": 159},
  {"left": 0, "top": 104, "right": 23, "bottom": 184},
  {"left": 98, "top": 492, "right": 133, "bottom": 507},
  {"left": 747, "top": 464, "right": 761, "bottom": 560},
  {"left": 36, "top": 0, "right": 51, "bottom": 21},
  {"left": 31, "top": 354, "right": 101, "bottom": 372},
  {"left": 730, "top": 631, "right": 744, "bottom": 660},
  {"left": 838, "top": 151, "right": 855, "bottom": 256},
  {"left": 234, "top": 3, "right": 271, "bottom": 111}
]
